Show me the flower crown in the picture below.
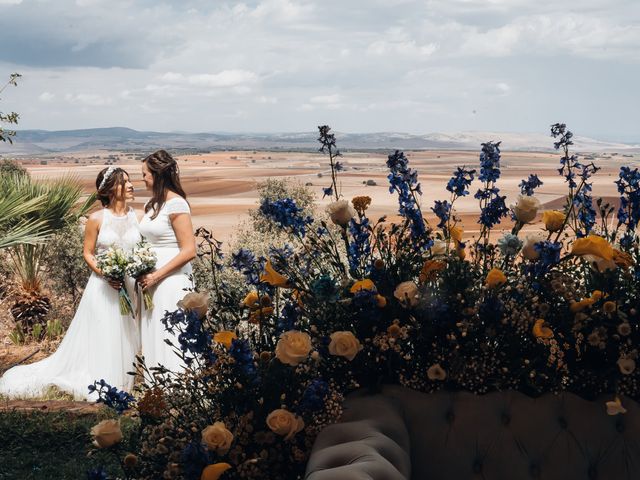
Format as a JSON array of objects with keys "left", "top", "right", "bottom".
[{"left": 98, "top": 166, "right": 117, "bottom": 191}]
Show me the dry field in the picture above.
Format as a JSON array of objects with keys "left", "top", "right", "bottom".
[{"left": 20, "top": 148, "right": 640, "bottom": 246}]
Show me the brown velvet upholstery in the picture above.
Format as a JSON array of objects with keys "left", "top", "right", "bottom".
[{"left": 305, "top": 385, "right": 640, "bottom": 480}]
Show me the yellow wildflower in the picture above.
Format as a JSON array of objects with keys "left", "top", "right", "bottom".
[
  {"left": 201, "top": 463, "right": 232, "bottom": 480},
  {"left": 532, "top": 319, "right": 554, "bottom": 339},
  {"left": 350, "top": 279, "right": 376, "bottom": 293},
  {"left": 571, "top": 235, "right": 614, "bottom": 260},
  {"left": 213, "top": 331, "right": 237, "bottom": 349},
  {"left": 260, "top": 260, "right": 290, "bottom": 288},
  {"left": 485, "top": 268, "right": 507, "bottom": 288}
]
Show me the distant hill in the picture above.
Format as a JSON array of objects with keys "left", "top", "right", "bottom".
[{"left": 1, "top": 127, "right": 638, "bottom": 155}]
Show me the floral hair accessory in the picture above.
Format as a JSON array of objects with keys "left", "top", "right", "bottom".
[{"left": 98, "top": 165, "right": 117, "bottom": 191}]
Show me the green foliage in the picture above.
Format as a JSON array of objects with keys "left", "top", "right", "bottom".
[
  {"left": 42, "top": 220, "right": 90, "bottom": 307},
  {"left": 0, "top": 409, "right": 139, "bottom": 480}
]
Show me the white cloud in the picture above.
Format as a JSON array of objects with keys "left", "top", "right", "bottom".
[
  {"left": 160, "top": 70, "right": 258, "bottom": 88},
  {"left": 65, "top": 93, "right": 112, "bottom": 106},
  {"left": 38, "top": 92, "right": 55, "bottom": 102}
]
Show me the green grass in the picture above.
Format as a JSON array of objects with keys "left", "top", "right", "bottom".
[{"left": 0, "top": 408, "right": 139, "bottom": 480}]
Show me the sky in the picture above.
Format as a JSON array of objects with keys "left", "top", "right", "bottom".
[{"left": 0, "top": 0, "right": 638, "bottom": 141}]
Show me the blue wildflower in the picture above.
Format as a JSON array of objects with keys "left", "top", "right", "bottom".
[
  {"left": 231, "top": 248, "right": 263, "bottom": 285},
  {"left": 181, "top": 441, "right": 210, "bottom": 480},
  {"left": 531, "top": 241, "right": 562, "bottom": 276},
  {"left": 88, "top": 380, "right": 134, "bottom": 414},
  {"left": 446, "top": 167, "right": 476, "bottom": 197},
  {"left": 348, "top": 217, "right": 371, "bottom": 276},
  {"left": 259, "top": 198, "right": 313, "bottom": 237},
  {"left": 478, "top": 141, "right": 502, "bottom": 183},
  {"left": 87, "top": 467, "right": 108, "bottom": 480},
  {"left": 277, "top": 302, "right": 300, "bottom": 334},
  {"left": 229, "top": 338, "right": 257, "bottom": 376},
  {"left": 497, "top": 233, "right": 523, "bottom": 256},
  {"left": 519, "top": 174, "right": 543, "bottom": 195},
  {"left": 322, "top": 187, "right": 333, "bottom": 198},
  {"left": 616, "top": 166, "right": 640, "bottom": 245},
  {"left": 477, "top": 194, "right": 509, "bottom": 229},
  {"left": 160, "top": 309, "right": 215, "bottom": 365},
  {"left": 300, "top": 379, "right": 329, "bottom": 412},
  {"left": 431, "top": 200, "right": 451, "bottom": 229}
]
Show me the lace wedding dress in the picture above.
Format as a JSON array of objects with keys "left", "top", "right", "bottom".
[
  {"left": 139, "top": 197, "right": 193, "bottom": 372},
  {"left": 0, "top": 208, "right": 141, "bottom": 400}
]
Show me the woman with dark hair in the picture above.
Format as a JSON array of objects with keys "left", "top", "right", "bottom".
[
  {"left": 138, "top": 150, "right": 196, "bottom": 371},
  {"left": 0, "top": 167, "right": 141, "bottom": 399}
]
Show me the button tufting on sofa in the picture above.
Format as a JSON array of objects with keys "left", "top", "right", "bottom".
[{"left": 305, "top": 385, "right": 640, "bottom": 480}]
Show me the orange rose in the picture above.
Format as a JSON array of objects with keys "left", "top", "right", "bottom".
[
  {"left": 532, "top": 319, "right": 553, "bottom": 339},
  {"left": 485, "top": 268, "right": 507, "bottom": 288},
  {"left": 571, "top": 235, "right": 614, "bottom": 260},
  {"left": 350, "top": 279, "right": 376, "bottom": 293}
]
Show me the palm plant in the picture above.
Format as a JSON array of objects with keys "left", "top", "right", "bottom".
[{"left": 2, "top": 172, "right": 95, "bottom": 334}]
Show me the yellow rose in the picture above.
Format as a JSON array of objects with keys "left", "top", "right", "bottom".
[
  {"left": 393, "top": 281, "right": 419, "bottom": 307},
  {"left": 485, "top": 268, "right": 507, "bottom": 288},
  {"left": 213, "top": 331, "right": 237, "bottom": 349},
  {"left": 260, "top": 260, "right": 289, "bottom": 288},
  {"left": 419, "top": 259, "right": 446, "bottom": 283},
  {"left": 613, "top": 248, "right": 634, "bottom": 268},
  {"left": 449, "top": 225, "right": 463, "bottom": 244},
  {"left": 201, "top": 422, "right": 234, "bottom": 455},
  {"left": 241, "top": 291, "right": 259, "bottom": 308},
  {"left": 532, "top": 319, "right": 553, "bottom": 339},
  {"left": 513, "top": 195, "right": 540, "bottom": 223},
  {"left": 266, "top": 409, "right": 305, "bottom": 440},
  {"left": 350, "top": 279, "right": 376, "bottom": 293},
  {"left": 606, "top": 396, "right": 627, "bottom": 416},
  {"left": 201, "top": 463, "right": 232, "bottom": 480},
  {"left": 328, "top": 331, "right": 363, "bottom": 361},
  {"left": 571, "top": 235, "right": 614, "bottom": 260},
  {"left": 541, "top": 210, "right": 565, "bottom": 232},
  {"left": 90, "top": 419, "right": 123, "bottom": 448},
  {"left": 177, "top": 291, "right": 209, "bottom": 318},
  {"left": 326, "top": 200, "right": 355, "bottom": 226},
  {"left": 275, "top": 330, "right": 312, "bottom": 366}
]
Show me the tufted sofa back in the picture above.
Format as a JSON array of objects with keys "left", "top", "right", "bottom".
[{"left": 305, "top": 385, "right": 640, "bottom": 480}]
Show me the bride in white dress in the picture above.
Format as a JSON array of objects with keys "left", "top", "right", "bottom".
[
  {"left": 137, "top": 150, "right": 196, "bottom": 372},
  {"left": 0, "top": 167, "right": 141, "bottom": 400}
]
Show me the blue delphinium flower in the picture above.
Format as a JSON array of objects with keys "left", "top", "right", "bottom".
[
  {"left": 161, "top": 309, "right": 214, "bottom": 365},
  {"left": 348, "top": 217, "right": 371, "bottom": 276},
  {"left": 277, "top": 302, "right": 300, "bottom": 334},
  {"left": 446, "top": 167, "right": 476, "bottom": 197},
  {"left": 519, "top": 174, "right": 543, "bottom": 195},
  {"left": 299, "top": 379, "right": 329, "bottom": 412},
  {"left": 322, "top": 187, "right": 333, "bottom": 198},
  {"left": 531, "top": 240, "right": 562, "bottom": 276},
  {"left": 231, "top": 248, "right": 263, "bottom": 285},
  {"left": 386, "top": 150, "right": 430, "bottom": 248},
  {"left": 181, "top": 441, "right": 210, "bottom": 480},
  {"left": 259, "top": 198, "right": 313, "bottom": 237},
  {"left": 497, "top": 233, "right": 523, "bottom": 256},
  {"left": 87, "top": 467, "right": 108, "bottom": 480},
  {"left": 88, "top": 380, "right": 134, "bottom": 414},
  {"left": 229, "top": 338, "right": 257, "bottom": 377},
  {"left": 616, "top": 166, "right": 640, "bottom": 248},
  {"left": 474, "top": 142, "right": 509, "bottom": 229},
  {"left": 431, "top": 200, "right": 451, "bottom": 229}
]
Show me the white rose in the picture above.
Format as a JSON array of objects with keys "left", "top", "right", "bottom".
[
  {"left": 201, "top": 421, "right": 234, "bottom": 455},
  {"left": 431, "top": 239, "right": 447, "bottom": 256},
  {"left": 266, "top": 409, "right": 305, "bottom": 440},
  {"left": 521, "top": 233, "right": 546, "bottom": 260},
  {"left": 90, "top": 419, "right": 123, "bottom": 448},
  {"left": 328, "top": 331, "right": 363, "bottom": 361},
  {"left": 326, "top": 200, "right": 355, "bottom": 226},
  {"left": 584, "top": 254, "right": 617, "bottom": 272},
  {"left": 513, "top": 195, "right": 540, "bottom": 223},
  {"left": 393, "top": 281, "right": 419, "bottom": 308},
  {"left": 275, "top": 330, "right": 312, "bottom": 366},
  {"left": 177, "top": 291, "right": 209, "bottom": 318}
]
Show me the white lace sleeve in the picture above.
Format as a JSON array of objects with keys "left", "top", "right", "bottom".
[{"left": 165, "top": 197, "right": 191, "bottom": 215}]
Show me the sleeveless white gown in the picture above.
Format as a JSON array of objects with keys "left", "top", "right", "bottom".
[
  {"left": 139, "top": 197, "right": 193, "bottom": 372},
  {"left": 0, "top": 208, "right": 141, "bottom": 400}
]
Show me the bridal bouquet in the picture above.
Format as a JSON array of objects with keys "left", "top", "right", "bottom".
[
  {"left": 96, "top": 245, "right": 134, "bottom": 316},
  {"left": 126, "top": 239, "right": 157, "bottom": 310}
]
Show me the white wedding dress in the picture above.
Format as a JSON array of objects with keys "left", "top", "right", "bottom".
[
  {"left": 139, "top": 197, "right": 193, "bottom": 372},
  {"left": 0, "top": 208, "right": 141, "bottom": 400}
]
